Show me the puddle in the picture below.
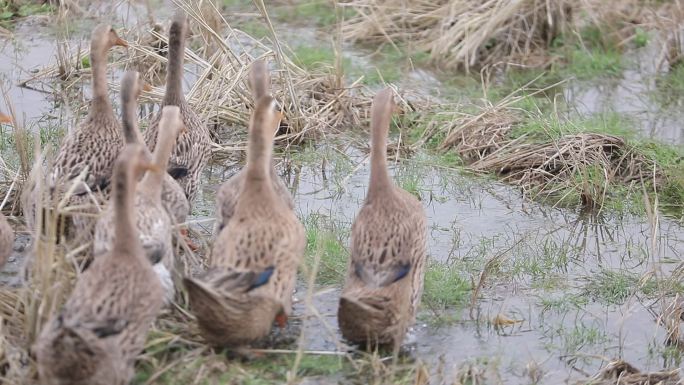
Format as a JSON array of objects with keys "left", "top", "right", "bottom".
[
  {"left": 0, "top": 3, "right": 683, "bottom": 385},
  {"left": 254, "top": 141, "right": 683, "bottom": 383},
  {"left": 565, "top": 43, "right": 684, "bottom": 145}
]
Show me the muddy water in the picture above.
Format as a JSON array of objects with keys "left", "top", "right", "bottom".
[
  {"left": 0, "top": 5, "right": 683, "bottom": 385},
  {"left": 240, "top": 142, "right": 682, "bottom": 384},
  {"left": 566, "top": 43, "right": 684, "bottom": 145}
]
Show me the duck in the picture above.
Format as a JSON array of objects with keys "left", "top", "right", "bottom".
[
  {"left": 0, "top": 212, "right": 12, "bottom": 269},
  {"left": 34, "top": 143, "right": 164, "bottom": 385},
  {"left": 183, "top": 95, "right": 305, "bottom": 347},
  {"left": 337, "top": 88, "right": 427, "bottom": 351},
  {"left": 23, "top": 24, "right": 127, "bottom": 240},
  {"left": 94, "top": 103, "right": 185, "bottom": 302},
  {"left": 118, "top": 70, "right": 190, "bottom": 227},
  {"left": 214, "top": 59, "right": 293, "bottom": 234},
  {"left": 143, "top": 10, "right": 211, "bottom": 207}
]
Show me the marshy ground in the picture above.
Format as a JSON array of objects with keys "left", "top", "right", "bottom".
[{"left": 0, "top": 0, "right": 683, "bottom": 384}]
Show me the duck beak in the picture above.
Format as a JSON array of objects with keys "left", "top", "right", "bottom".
[
  {"left": 142, "top": 81, "right": 153, "bottom": 92},
  {"left": 144, "top": 163, "right": 162, "bottom": 173},
  {"left": 114, "top": 37, "right": 128, "bottom": 48},
  {"left": 0, "top": 113, "right": 12, "bottom": 125}
]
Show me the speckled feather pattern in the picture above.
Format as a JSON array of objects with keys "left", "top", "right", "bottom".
[
  {"left": 187, "top": 193, "right": 305, "bottom": 346},
  {"left": 144, "top": 100, "right": 211, "bottom": 206},
  {"left": 35, "top": 145, "right": 164, "bottom": 385},
  {"left": 339, "top": 189, "right": 427, "bottom": 346},
  {"left": 185, "top": 96, "right": 305, "bottom": 347},
  {"left": 35, "top": 250, "right": 163, "bottom": 385},
  {"left": 52, "top": 108, "right": 123, "bottom": 191},
  {"left": 338, "top": 89, "right": 427, "bottom": 349},
  {"left": 93, "top": 193, "right": 174, "bottom": 300},
  {"left": 24, "top": 25, "right": 126, "bottom": 238},
  {"left": 214, "top": 167, "right": 293, "bottom": 233},
  {"left": 23, "top": 107, "right": 123, "bottom": 239},
  {"left": 161, "top": 172, "right": 190, "bottom": 224},
  {"left": 0, "top": 213, "right": 12, "bottom": 269}
]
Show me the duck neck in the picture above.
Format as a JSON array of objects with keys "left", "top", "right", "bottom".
[
  {"left": 121, "top": 93, "right": 144, "bottom": 144},
  {"left": 112, "top": 163, "right": 139, "bottom": 255},
  {"left": 141, "top": 128, "right": 175, "bottom": 199},
  {"left": 163, "top": 21, "right": 185, "bottom": 106},
  {"left": 90, "top": 45, "right": 112, "bottom": 114},
  {"left": 243, "top": 123, "right": 273, "bottom": 195},
  {"left": 367, "top": 121, "right": 393, "bottom": 200}
]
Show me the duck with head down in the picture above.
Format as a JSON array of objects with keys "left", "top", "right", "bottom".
[
  {"left": 184, "top": 95, "right": 305, "bottom": 348},
  {"left": 337, "top": 88, "right": 428, "bottom": 352},
  {"left": 34, "top": 144, "right": 164, "bottom": 385},
  {"left": 23, "top": 24, "right": 128, "bottom": 241}
]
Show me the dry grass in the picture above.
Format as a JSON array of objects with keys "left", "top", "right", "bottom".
[
  {"left": 22, "top": 0, "right": 373, "bottom": 155},
  {"left": 342, "top": 0, "right": 575, "bottom": 72},
  {"left": 584, "top": 360, "right": 681, "bottom": 385},
  {"left": 435, "top": 84, "right": 662, "bottom": 210}
]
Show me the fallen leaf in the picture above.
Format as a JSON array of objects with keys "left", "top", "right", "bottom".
[{"left": 492, "top": 313, "right": 523, "bottom": 327}]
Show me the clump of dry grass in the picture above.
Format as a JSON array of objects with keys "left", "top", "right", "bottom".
[
  {"left": 436, "top": 87, "right": 661, "bottom": 209},
  {"left": 585, "top": 360, "right": 681, "bottom": 385},
  {"left": 342, "top": 0, "right": 574, "bottom": 72}
]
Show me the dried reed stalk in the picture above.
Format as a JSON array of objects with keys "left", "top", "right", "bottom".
[{"left": 342, "top": 0, "right": 574, "bottom": 72}]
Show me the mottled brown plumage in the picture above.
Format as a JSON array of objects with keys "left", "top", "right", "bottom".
[
  {"left": 184, "top": 96, "right": 305, "bottom": 347},
  {"left": 337, "top": 88, "right": 427, "bottom": 350},
  {"left": 94, "top": 105, "right": 184, "bottom": 302},
  {"left": 118, "top": 71, "right": 189, "bottom": 226},
  {"left": 35, "top": 144, "right": 164, "bottom": 385},
  {"left": 143, "top": 10, "right": 211, "bottom": 207},
  {"left": 23, "top": 24, "right": 127, "bottom": 239},
  {"left": 0, "top": 212, "right": 12, "bottom": 269},
  {"left": 214, "top": 59, "right": 293, "bottom": 234}
]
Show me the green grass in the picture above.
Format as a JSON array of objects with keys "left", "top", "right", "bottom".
[
  {"left": 539, "top": 293, "right": 588, "bottom": 313},
  {"left": 291, "top": 45, "right": 342, "bottom": 72},
  {"left": 584, "top": 270, "right": 638, "bottom": 305},
  {"left": 655, "top": 64, "right": 684, "bottom": 101},
  {"left": 422, "top": 260, "right": 471, "bottom": 309},
  {"left": 506, "top": 109, "right": 684, "bottom": 216},
  {"left": 236, "top": 19, "right": 270, "bottom": 39},
  {"left": 302, "top": 214, "right": 349, "bottom": 286},
  {"left": 560, "top": 324, "right": 608, "bottom": 353},
  {"left": 0, "top": 0, "right": 52, "bottom": 26},
  {"left": 274, "top": 0, "right": 356, "bottom": 27},
  {"left": 564, "top": 47, "right": 623, "bottom": 79}
]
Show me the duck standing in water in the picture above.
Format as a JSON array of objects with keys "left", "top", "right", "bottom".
[
  {"left": 184, "top": 95, "right": 305, "bottom": 348},
  {"left": 338, "top": 88, "right": 428, "bottom": 351}
]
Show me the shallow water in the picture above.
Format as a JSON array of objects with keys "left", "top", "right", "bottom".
[
  {"left": 258, "top": 142, "right": 684, "bottom": 383},
  {"left": 0, "top": 3, "right": 683, "bottom": 385}
]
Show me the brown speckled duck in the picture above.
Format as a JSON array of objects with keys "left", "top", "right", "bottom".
[
  {"left": 183, "top": 95, "right": 305, "bottom": 347},
  {"left": 118, "top": 71, "right": 190, "bottom": 227},
  {"left": 34, "top": 144, "right": 164, "bottom": 385},
  {"left": 24, "top": 24, "right": 127, "bottom": 238},
  {"left": 214, "top": 59, "right": 293, "bottom": 234},
  {"left": 0, "top": 212, "right": 12, "bottom": 269},
  {"left": 143, "top": 10, "right": 211, "bottom": 207},
  {"left": 337, "top": 88, "right": 427, "bottom": 350},
  {"left": 94, "top": 104, "right": 184, "bottom": 302}
]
